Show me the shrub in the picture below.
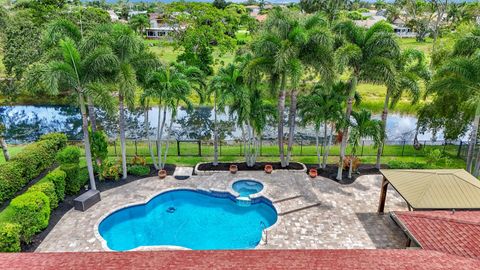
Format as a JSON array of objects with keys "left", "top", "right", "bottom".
[
  {"left": 90, "top": 130, "right": 108, "bottom": 163},
  {"left": 12, "top": 141, "right": 54, "bottom": 179},
  {"left": 61, "top": 164, "right": 81, "bottom": 195},
  {"left": 28, "top": 180, "right": 58, "bottom": 209},
  {"left": 43, "top": 169, "right": 67, "bottom": 201},
  {"left": 39, "top": 133, "right": 68, "bottom": 150},
  {"left": 0, "top": 161, "right": 25, "bottom": 204},
  {"left": 128, "top": 165, "right": 150, "bottom": 176},
  {"left": 0, "top": 222, "right": 21, "bottom": 252},
  {"left": 130, "top": 155, "right": 146, "bottom": 166},
  {"left": 77, "top": 167, "right": 90, "bottom": 188},
  {"left": 56, "top": 146, "right": 80, "bottom": 164},
  {"left": 10, "top": 191, "right": 50, "bottom": 242},
  {"left": 100, "top": 160, "right": 120, "bottom": 181},
  {"left": 387, "top": 160, "right": 426, "bottom": 169}
]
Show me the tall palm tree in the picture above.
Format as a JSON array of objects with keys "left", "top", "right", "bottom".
[
  {"left": 375, "top": 49, "right": 430, "bottom": 169},
  {"left": 298, "top": 82, "right": 346, "bottom": 169},
  {"left": 250, "top": 9, "right": 335, "bottom": 167},
  {"left": 144, "top": 64, "right": 194, "bottom": 170},
  {"left": 427, "top": 29, "right": 480, "bottom": 174},
  {"left": 333, "top": 20, "right": 399, "bottom": 180},
  {"left": 348, "top": 109, "right": 382, "bottom": 178},
  {"left": 24, "top": 38, "right": 117, "bottom": 190}
]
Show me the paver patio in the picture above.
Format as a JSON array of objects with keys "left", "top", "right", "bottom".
[{"left": 36, "top": 171, "right": 408, "bottom": 252}]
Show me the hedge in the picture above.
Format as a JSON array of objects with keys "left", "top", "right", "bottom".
[
  {"left": 57, "top": 146, "right": 82, "bottom": 195},
  {"left": 28, "top": 180, "right": 58, "bottom": 209},
  {"left": 9, "top": 191, "right": 50, "bottom": 243},
  {"left": 0, "top": 133, "right": 67, "bottom": 204},
  {"left": 0, "top": 222, "right": 21, "bottom": 252},
  {"left": 43, "top": 169, "right": 67, "bottom": 201}
]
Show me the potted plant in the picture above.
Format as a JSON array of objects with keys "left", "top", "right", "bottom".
[
  {"left": 309, "top": 168, "right": 317, "bottom": 178},
  {"left": 264, "top": 164, "right": 273, "bottom": 174},
  {"left": 158, "top": 169, "right": 167, "bottom": 179},
  {"left": 229, "top": 164, "right": 238, "bottom": 174}
]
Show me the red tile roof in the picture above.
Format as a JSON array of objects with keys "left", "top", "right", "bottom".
[
  {"left": 393, "top": 211, "right": 480, "bottom": 259},
  {"left": 1, "top": 250, "right": 479, "bottom": 270}
]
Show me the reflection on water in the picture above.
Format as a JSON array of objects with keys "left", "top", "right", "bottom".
[{"left": 0, "top": 105, "right": 465, "bottom": 144}]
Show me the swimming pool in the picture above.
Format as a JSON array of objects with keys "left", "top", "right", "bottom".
[
  {"left": 98, "top": 189, "right": 277, "bottom": 251},
  {"left": 232, "top": 180, "right": 264, "bottom": 197}
]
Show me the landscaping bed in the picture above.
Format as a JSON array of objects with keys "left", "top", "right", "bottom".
[
  {"left": 196, "top": 162, "right": 305, "bottom": 172},
  {"left": 21, "top": 164, "right": 175, "bottom": 252},
  {"left": 306, "top": 164, "right": 387, "bottom": 185}
]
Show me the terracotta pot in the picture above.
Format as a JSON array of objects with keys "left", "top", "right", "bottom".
[
  {"left": 229, "top": 164, "right": 238, "bottom": 174},
  {"left": 158, "top": 169, "right": 167, "bottom": 179},
  {"left": 264, "top": 164, "right": 273, "bottom": 174},
  {"left": 309, "top": 168, "right": 318, "bottom": 178}
]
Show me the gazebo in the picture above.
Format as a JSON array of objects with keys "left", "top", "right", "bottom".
[{"left": 378, "top": 169, "right": 480, "bottom": 213}]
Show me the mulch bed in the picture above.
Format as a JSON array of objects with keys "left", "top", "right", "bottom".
[
  {"left": 196, "top": 162, "right": 305, "bottom": 172},
  {"left": 21, "top": 164, "right": 176, "bottom": 252},
  {"left": 306, "top": 164, "right": 388, "bottom": 185}
]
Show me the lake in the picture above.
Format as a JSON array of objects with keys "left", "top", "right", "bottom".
[{"left": 0, "top": 105, "right": 465, "bottom": 144}]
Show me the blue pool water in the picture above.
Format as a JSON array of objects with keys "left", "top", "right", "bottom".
[
  {"left": 232, "top": 180, "right": 264, "bottom": 197},
  {"left": 98, "top": 189, "right": 277, "bottom": 251}
]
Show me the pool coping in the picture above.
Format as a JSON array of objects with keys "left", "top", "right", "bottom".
[{"left": 93, "top": 180, "right": 281, "bottom": 251}]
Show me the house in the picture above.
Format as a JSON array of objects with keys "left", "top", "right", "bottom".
[
  {"left": 354, "top": 15, "right": 387, "bottom": 28},
  {"left": 128, "top": 10, "right": 147, "bottom": 19},
  {"left": 355, "top": 15, "right": 416, "bottom": 38},
  {"left": 145, "top": 13, "right": 185, "bottom": 39},
  {"left": 107, "top": 10, "right": 119, "bottom": 22}
]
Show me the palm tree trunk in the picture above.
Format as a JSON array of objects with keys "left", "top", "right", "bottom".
[
  {"left": 87, "top": 96, "right": 97, "bottom": 132},
  {"left": 286, "top": 89, "right": 298, "bottom": 166},
  {"left": 348, "top": 156, "right": 353, "bottom": 179},
  {"left": 466, "top": 102, "right": 480, "bottom": 172},
  {"left": 323, "top": 123, "right": 334, "bottom": 169},
  {"left": 157, "top": 105, "right": 167, "bottom": 170},
  {"left": 0, "top": 137, "right": 10, "bottom": 161},
  {"left": 376, "top": 88, "right": 390, "bottom": 169},
  {"left": 315, "top": 126, "right": 321, "bottom": 169},
  {"left": 145, "top": 106, "right": 158, "bottom": 170},
  {"left": 79, "top": 93, "right": 96, "bottom": 190},
  {"left": 321, "top": 122, "right": 328, "bottom": 168},
  {"left": 213, "top": 91, "right": 219, "bottom": 166},
  {"left": 278, "top": 73, "right": 287, "bottom": 167},
  {"left": 473, "top": 147, "right": 480, "bottom": 177},
  {"left": 119, "top": 94, "right": 127, "bottom": 180},
  {"left": 161, "top": 114, "right": 174, "bottom": 169},
  {"left": 337, "top": 76, "right": 357, "bottom": 181}
]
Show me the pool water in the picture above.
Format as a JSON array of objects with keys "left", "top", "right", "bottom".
[
  {"left": 232, "top": 180, "right": 264, "bottom": 197},
  {"left": 98, "top": 189, "right": 277, "bottom": 251}
]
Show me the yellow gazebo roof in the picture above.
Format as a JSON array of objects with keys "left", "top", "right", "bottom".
[{"left": 380, "top": 169, "right": 480, "bottom": 210}]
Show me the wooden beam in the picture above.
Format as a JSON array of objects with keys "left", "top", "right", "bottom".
[{"left": 377, "top": 176, "right": 389, "bottom": 214}]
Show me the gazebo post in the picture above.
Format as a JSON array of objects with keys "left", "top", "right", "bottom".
[{"left": 378, "top": 176, "right": 389, "bottom": 214}]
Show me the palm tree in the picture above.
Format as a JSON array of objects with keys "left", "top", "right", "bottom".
[
  {"left": 129, "top": 14, "right": 150, "bottom": 36},
  {"left": 298, "top": 82, "right": 345, "bottom": 169},
  {"left": 348, "top": 109, "right": 382, "bottom": 178},
  {"left": 24, "top": 38, "right": 117, "bottom": 190},
  {"left": 144, "top": 64, "right": 194, "bottom": 170},
  {"left": 427, "top": 29, "right": 480, "bottom": 174},
  {"left": 333, "top": 20, "right": 399, "bottom": 180},
  {"left": 249, "top": 9, "right": 335, "bottom": 167},
  {"left": 375, "top": 49, "right": 431, "bottom": 169}
]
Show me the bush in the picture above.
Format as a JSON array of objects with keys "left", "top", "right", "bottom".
[
  {"left": 77, "top": 167, "right": 90, "bottom": 188},
  {"left": 61, "top": 164, "right": 81, "bottom": 195},
  {"left": 0, "top": 222, "right": 21, "bottom": 252},
  {"left": 387, "top": 160, "right": 426, "bottom": 169},
  {"left": 28, "top": 180, "right": 58, "bottom": 209},
  {"left": 130, "top": 155, "right": 146, "bottom": 166},
  {"left": 90, "top": 130, "right": 108, "bottom": 163},
  {"left": 100, "top": 160, "right": 120, "bottom": 181},
  {"left": 39, "top": 133, "right": 68, "bottom": 150},
  {"left": 0, "top": 161, "right": 25, "bottom": 204},
  {"left": 43, "top": 169, "right": 67, "bottom": 201},
  {"left": 12, "top": 141, "right": 54, "bottom": 179},
  {"left": 128, "top": 165, "right": 150, "bottom": 176},
  {"left": 10, "top": 191, "right": 50, "bottom": 242},
  {"left": 56, "top": 146, "right": 80, "bottom": 164}
]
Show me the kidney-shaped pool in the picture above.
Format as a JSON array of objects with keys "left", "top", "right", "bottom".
[{"left": 98, "top": 189, "right": 277, "bottom": 251}]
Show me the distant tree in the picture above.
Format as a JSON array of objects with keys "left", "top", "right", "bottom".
[
  {"left": 129, "top": 14, "right": 150, "bottom": 36},
  {"left": 213, "top": 0, "right": 228, "bottom": 10}
]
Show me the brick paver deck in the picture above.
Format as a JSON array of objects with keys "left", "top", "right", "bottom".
[{"left": 36, "top": 171, "right": 408, "bottom": 251}]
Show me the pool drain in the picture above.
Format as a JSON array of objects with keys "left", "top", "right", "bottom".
[{"left": 166, "top": 207, "right": 176, "bottom": 213}]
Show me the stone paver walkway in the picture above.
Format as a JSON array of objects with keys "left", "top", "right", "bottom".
[{"left": 36, "top": 171, "right": 407, "bottom": 252}]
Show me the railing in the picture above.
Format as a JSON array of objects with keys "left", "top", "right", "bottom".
[{"left": 64, "top": 138, "right": 471, "bottom": 159}]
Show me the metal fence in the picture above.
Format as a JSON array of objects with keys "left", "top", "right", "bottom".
[{"left": 67, "top": 139, "right": 470, "bottom": 159}]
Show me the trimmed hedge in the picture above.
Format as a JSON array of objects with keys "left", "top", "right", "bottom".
[
  {"left": 28, "top": 180, "right": 58, "bottom": 209},
  {"left": 9, "top": 191, "right": 50, "bottom": 243},
  {"left": 56, "top": 146, "right": 80, "bottom": 164},
  {"left": 0, "top": 222, "right": 21, "bottom": 252},
  {"left": 127, "top": 165, "right": 150, "bottom": 176},
  {"left": 43, "top": 169, "right": 67, "bottom": 201},
  {"left": 62, "top": 164, "right": 81, "bottom": 195},
  {"left": 0, "top": 133, "right": 67, "bottom": 204}
]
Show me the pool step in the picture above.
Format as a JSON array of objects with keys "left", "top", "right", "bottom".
[{"left": 278, "top": 202, "right": 322, "bottom": 216}]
